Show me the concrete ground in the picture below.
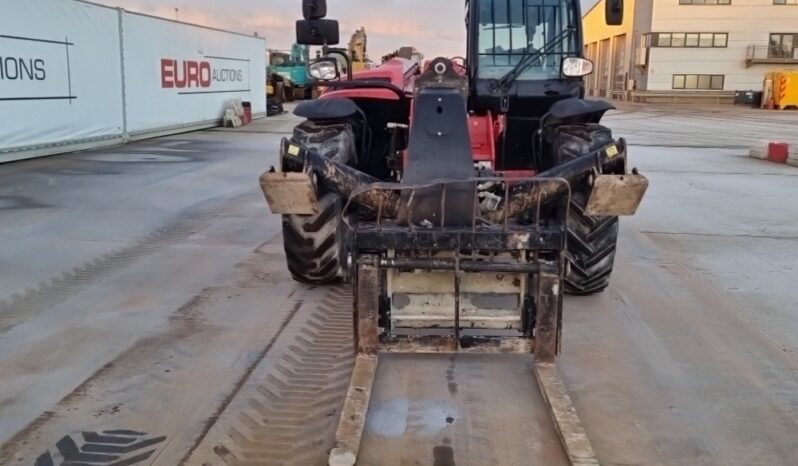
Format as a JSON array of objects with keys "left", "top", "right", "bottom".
[{"left": 1, "top": 103, "right": 797, "bottom": 466}]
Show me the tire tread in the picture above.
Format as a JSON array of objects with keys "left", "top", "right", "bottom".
[
  {"left": 281, "top": 121, "right": 354, "bottom": 285},
  {"left": 549, "top": 123, "right": 620, "bottom": 296}
]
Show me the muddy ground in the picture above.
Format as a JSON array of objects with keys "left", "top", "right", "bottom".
[{"left": 1, "top": 104, "right": 797, "bottom": 466}]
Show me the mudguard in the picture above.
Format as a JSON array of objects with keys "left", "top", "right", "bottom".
[
  {"left": 543, "top": 97, "right": 616, "bottom": 126},
  {"left": 293, "top": 97, "right": 359, "bottom": 120}
]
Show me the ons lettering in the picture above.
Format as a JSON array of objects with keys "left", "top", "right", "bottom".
[{"left": 161, "top": 59, "right": 212, "bottom": 88}]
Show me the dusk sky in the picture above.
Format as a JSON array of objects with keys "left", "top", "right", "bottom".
[{"left": 93, "top": 0, "right": 598, "bottom": 60}]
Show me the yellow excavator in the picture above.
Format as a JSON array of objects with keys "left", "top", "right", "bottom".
[{"left": 348, "top": 27, "right": 369, "bottom": 73}]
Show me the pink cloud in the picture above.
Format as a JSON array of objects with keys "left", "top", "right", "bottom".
[{"left": 92, "top": 0, "right": 466, "bottom": 58}]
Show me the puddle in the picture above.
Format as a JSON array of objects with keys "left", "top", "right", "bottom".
[{"left": 367, "top": 397, "right": 460, "bottom": 438}]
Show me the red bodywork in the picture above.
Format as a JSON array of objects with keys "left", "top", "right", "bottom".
[
  {"left": 321, "top": 58, "right": 418, "bottom": 101},
  {"left": 468, "top": 112, "right": 504, "bottom": 166},
  {"left": 320, "top": 58, "right": 535, "bottom": 175}
]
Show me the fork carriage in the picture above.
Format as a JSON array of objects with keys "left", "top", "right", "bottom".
[{"left": 323, "top": 174, "right": 618, "bottom": 466}]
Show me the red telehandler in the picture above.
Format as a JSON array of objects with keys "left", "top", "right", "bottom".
[{"left": 261, "top": 1, "right": 645, "bottom": 464}]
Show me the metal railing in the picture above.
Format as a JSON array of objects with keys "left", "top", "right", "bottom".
[{"left": 746, "top": 45, "right": 798, "bottom": 66}]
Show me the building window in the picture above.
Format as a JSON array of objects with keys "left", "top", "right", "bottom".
[
  {"left": 769, "top": 33, "right": 798, "bottom": 58},
  {"left": 679, "top": 0, "right": 731, "bottom": 4},
  {"left": 672, "top": 74, "right": 725, "bottom": 90},
  {"left": 773, "top": 0, "right": 798, "bottom": 4},
  {"left": 647, "top": 33, "right": 728, "bottom": 48}
]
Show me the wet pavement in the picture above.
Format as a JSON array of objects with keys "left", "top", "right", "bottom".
[{"left": 1, "top": 104, "right": 797, "bottom": 466}]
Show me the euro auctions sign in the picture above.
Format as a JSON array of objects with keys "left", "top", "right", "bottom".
[
  {"left": 122, "top": 11, "right": 265, "bottom": 135},
  {"left": 0, "top": 34, "right": 76, "bottom": 102},
  {"left": 160, "top": 57, "right": 250, "bottom": 94}
]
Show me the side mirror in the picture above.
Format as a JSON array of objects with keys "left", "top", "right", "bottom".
[
  {"left": 562, "top": 57, "right": 594, "bottom": 77},
  {"left": 308, "top": 57, "right": 340, "bottom": 81},
  {"left": 303, "top": 0, "right": 327, "bottom": 19},
  {"left": 296, "top": 19, "right": 340, "bottom": 46},
  {"left": 605, "top": 0, "right": 623, "bottom": 26}
]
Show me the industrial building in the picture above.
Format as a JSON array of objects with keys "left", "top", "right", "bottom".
[{"left": 583, "top": 0, "right": 798, "bottom": 102}]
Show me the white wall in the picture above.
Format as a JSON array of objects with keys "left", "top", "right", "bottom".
[
  {"left": 0, "top": 0, "right": 266, "bottom": 163},
  {"left": 646, "top": 0, "right": 798, "bottom": 91},
  {"left": 123, "top": 12, "right": 266, "bottom": 136},
  {"left": 0, "top": 0, "right": 124, "bottom": 158}
]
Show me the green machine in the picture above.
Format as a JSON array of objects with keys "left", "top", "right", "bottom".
[{"left": 269, "top": 43, "right": 313, "bottom": 101}]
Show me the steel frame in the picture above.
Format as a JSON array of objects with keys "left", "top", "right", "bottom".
[{"left": 328, "top": 253, "right": 600, "bottom": 466}]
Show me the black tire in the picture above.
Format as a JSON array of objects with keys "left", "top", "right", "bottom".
[
  {"left": 549, "top": 124, "right": 620, "bottom": 296},
  {"left": 282, "top": 122, "right": 355, "bottom": 285},
  {"left": 274, "top": 82, "right": 286, "bottom": 103}
]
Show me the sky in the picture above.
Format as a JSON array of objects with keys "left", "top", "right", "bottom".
[{"left": 93, "top": 0, "right": 599, "bottom": 60}]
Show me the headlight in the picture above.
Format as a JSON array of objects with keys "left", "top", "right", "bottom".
[
  {"left": 308, "top": 58, "right": 340, "bottom": 81},
  {"left": 561, "top": 57, "right": 594, "bottom": 78}
]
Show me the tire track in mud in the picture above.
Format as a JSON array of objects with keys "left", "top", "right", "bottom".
[
  {"left": 184, "top": 286, "right": 354, "bottom": 466},
  {"left": 0, "top": 189, "right": 261, "bottom": 335},
  {"left": 0, "top": 287, "right": 217, "bottom": 464},
  {"left": 0, "top": 239, "right": 304, "bottom": 465},
  {"left": 178, "top": 297, "right": 304, "bottom": 464}
]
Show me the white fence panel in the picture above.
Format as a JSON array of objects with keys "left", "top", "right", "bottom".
[
  {"left": 0, "top": 1, "right": 266, "bottom": 162},
  {"left": 122, "top": 12, "right": 266, "bottom": 136},
  {"left": 0, "top": 0, "right": 124, "bottom": 160}
]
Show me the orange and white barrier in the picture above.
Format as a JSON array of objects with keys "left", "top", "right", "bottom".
[
  {"left": 787, "top": 145, "right": 798, "bottom": 168},
  {"left": 750, "top": 141, "right": 794, "bottom": 165}
]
